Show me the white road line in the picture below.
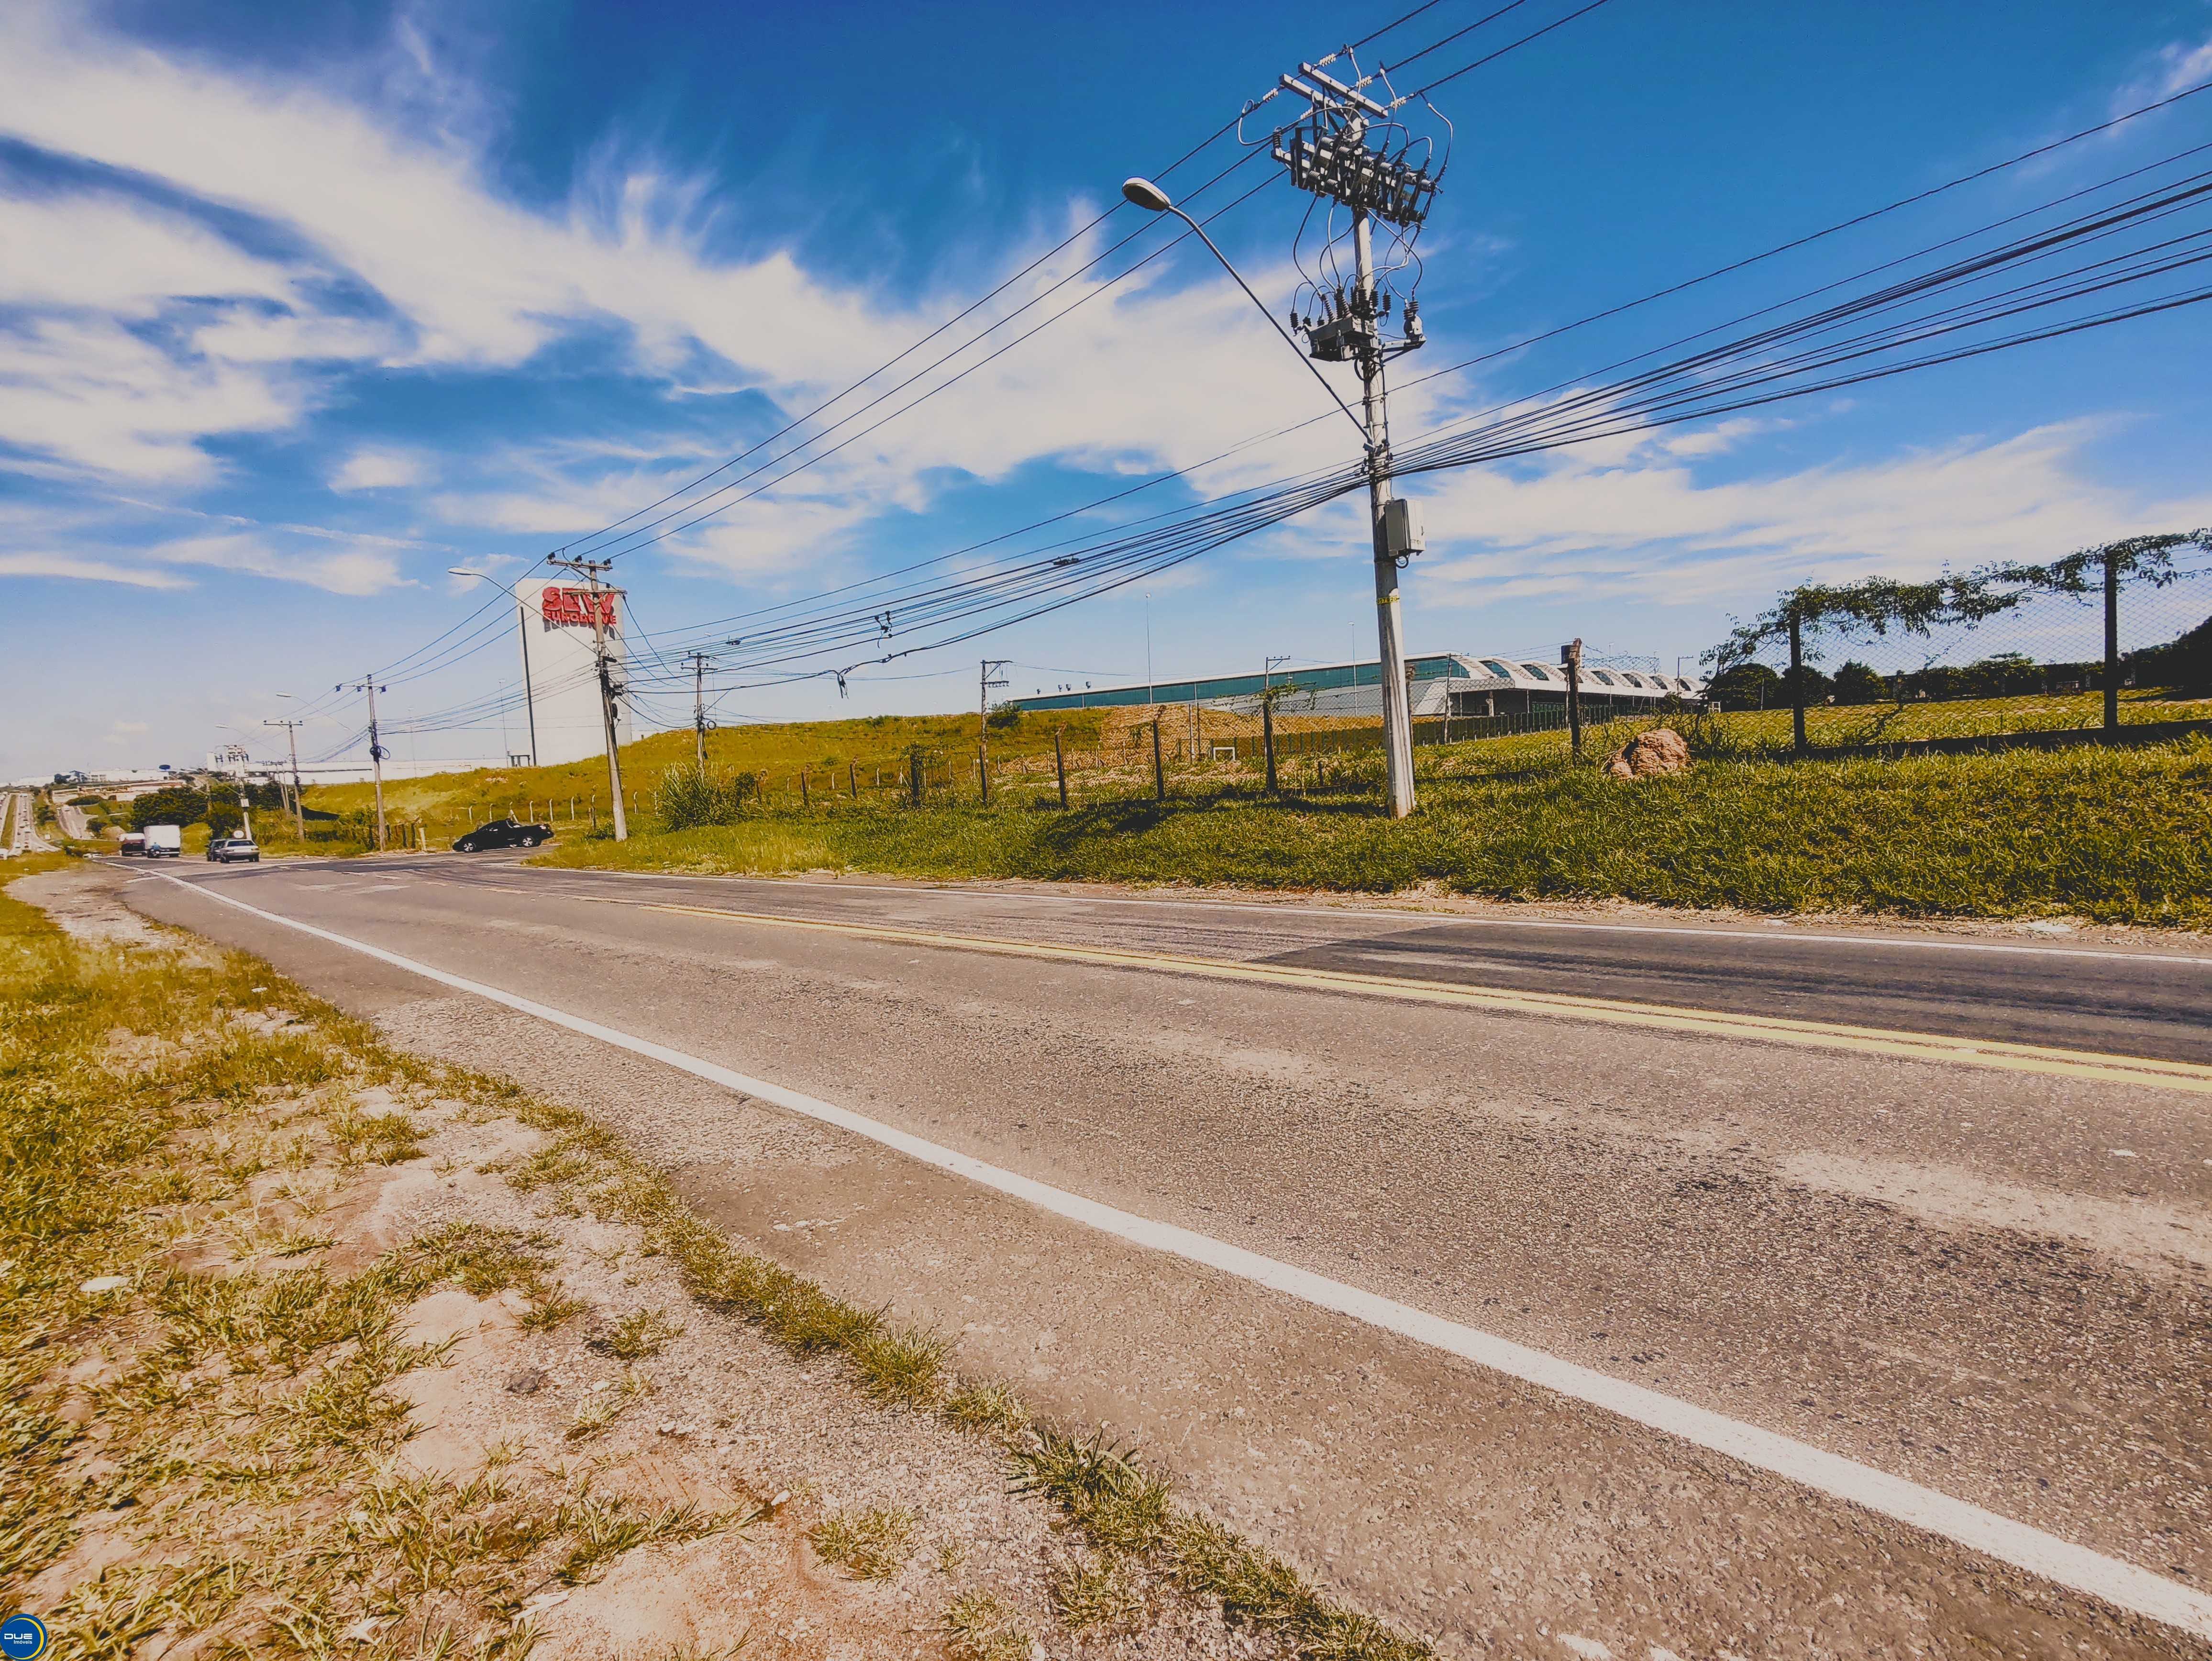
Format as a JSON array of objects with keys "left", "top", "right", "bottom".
[
  {"left": 157, "top": 871, "right": 2212, "bottom": 1639},
  {"left": 477, "top": 863, "right": 2212, "bottom": 968}
]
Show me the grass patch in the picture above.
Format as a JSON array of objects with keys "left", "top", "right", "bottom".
[
  {"left": 1052, "top": 1551, "right": 1140, "bottom": 1631},
  {"left": 943, "top": 1589, "right": 1032, "bottom": 1661},
  {"left": 600, "top": 1306, "right": 684, "bottom": 1360},
  {"left": 1011, "top": 1428, "right": 1429, "bottom": 1660},
  {"left": 808, "top": 1506, "right": 916, "bottom": 1580},
  {"left": 531, "top": 731, "right": 2212, "bottom": 925}
]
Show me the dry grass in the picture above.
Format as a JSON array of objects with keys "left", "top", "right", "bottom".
[
  {"left": 601, "top": 1306, "right": 684, "bottom": 1360},
  {"left": 808, "top": 1506, "right": 916, "bottom": 1580},
  {"left": 943, "top": 1589, "right": 1033, "bottom": 1661},
  {"left": 0, "top": 873, "right": 750, "bottom": 1659}
]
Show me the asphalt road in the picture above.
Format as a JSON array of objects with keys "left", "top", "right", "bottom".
[{"left": 112, "top": 854, "right": 2212, "bottom": 1658}]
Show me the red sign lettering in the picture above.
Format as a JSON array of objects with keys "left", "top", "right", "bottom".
[{"left": 541, "top": 587, "right": 617, "bottom": 628}]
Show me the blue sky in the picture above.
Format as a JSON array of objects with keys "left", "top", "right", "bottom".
[{"left": 7, "top": 0, "right": 2212, "bottom": 776}]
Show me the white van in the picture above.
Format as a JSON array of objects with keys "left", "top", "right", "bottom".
[{"left": 144, "top": 824, "right": 183, "bottom": 858}]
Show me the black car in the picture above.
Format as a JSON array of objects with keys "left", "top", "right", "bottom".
[{"left": 452, "top": 818, "right": 553, "bottom": 853}]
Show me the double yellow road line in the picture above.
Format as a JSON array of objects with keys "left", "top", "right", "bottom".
[{"left": 630, "top": 899, "right": 2212, "bottom": 1096}]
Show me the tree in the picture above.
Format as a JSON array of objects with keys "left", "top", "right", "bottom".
[
  {"left": 1706, "top": 575, "right": 2021, "bottom": 753},
  {"left": 128, "top": 786, "right": 209, "bottom": 831},
  {"left": 1704, "top": 662, "right": 1781, "bottom": 708},
  {"left": 1831, "top": 660, "right": 1887, "bottom": 704},
  {"left": 2130, "top": 611, "right": 2212, "bottom": 695}
]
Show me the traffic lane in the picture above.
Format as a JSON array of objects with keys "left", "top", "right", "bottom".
[
  {"left": 1267, "top": 922, "right": 2212, "bottom": 1063},
  {"left": 104, "top": 878, "right": 2198, "bottom": 1658},
  {"left": 136, "top": 863, "right": 2212, "bottom": 1587},
  {"left": 405, "top": 855, "right": 2212, "bottom": 1063}
]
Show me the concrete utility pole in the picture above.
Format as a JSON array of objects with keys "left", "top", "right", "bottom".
[
  {"left": 547, "top": 555, "right": 629, "bottom": 842},
  {"left": 1124, "top": 58, "right": 1439, "bottom": 817},
  {"left": 687, "top": 651, "right": 714, "bottom": 767},
  {"left": 978, "top": 659, "right": 1010, "bottom": 805},
  {"left": 338, "top": 676, "right": 390, "bottom": 850},
  {"left": 1353, "top": 201, "right": 1415, "bottom": 819},
  {"left": 265, "top": 718, "right": 306, "bottom": 837}
]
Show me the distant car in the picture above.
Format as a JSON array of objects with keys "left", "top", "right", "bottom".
[
  {"left": 206, "top": 834, "right": 260, "bottom": 864},
  {"left": 452, "top": 818, "right": 553, "bottom": 853},
  {"left": 118, "top": 830, "right": 146, "bottom": 856}
]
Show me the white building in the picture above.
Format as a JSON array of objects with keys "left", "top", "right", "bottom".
[{"left": 510, "top": 576, "right": 634, "bottom": 767}]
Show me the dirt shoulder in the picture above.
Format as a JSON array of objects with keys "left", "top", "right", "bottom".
[{"left": 5, "top": 862, "right": 1411, "bottom": 1661}]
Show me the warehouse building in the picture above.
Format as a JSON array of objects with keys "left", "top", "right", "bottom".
[{"left": 1011, "top": 653, "right": 1703, "bottom": 720}]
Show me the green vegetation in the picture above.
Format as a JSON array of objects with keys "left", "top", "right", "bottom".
[{"left": 531, "top": 725, "right": 2212, "bottom": 926}]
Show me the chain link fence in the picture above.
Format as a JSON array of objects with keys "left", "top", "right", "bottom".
[{"left": 1700, "top": 558, "right": 2212, "bottom": 753}]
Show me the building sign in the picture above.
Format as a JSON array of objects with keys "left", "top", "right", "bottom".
[{"left": 542, "top": 586, "right": 617, "bottom": 628}]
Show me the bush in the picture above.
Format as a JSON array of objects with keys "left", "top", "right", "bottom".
[{"left": 657, "top": 765, "right": 761, "bottom": 830}]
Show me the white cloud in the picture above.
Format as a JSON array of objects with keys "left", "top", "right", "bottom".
[
  {"left": 0, "top": 550, "right": 189, "bottom": 587},
  {"left": 2117, "top": 33, "right": 2212, "bottom": 110},
  {"left": 141, "top": 532, "right": 406, "bottom": 596},
  {"left": 331, "top": 449, "right": 432, "bottom": 492},
  {"left": 111, "top": 720, "right": 148, "bottom": 732},
  {"left": 1405, "top": 420, "right": 2212, "bottom": 603},
  {"left": 0, "top": 2, "right": 1353, "bottom": 520},
  {"left": 0, "top": 312, "right": 310, "bottom": 481}
]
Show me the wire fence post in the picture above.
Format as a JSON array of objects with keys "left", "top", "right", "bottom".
[
  {"left": 1054, "top": 729, "right": 1068, "bottom": 809},
  {"left": 908, "top": 748, "right": 923, "bottom": 808},
  {"left": 1262, "top": 695, "right": 1278, "bottom": 793},
  {"left": 1563, "top": 639, "right": 1584, "bottom": 758},
  {"left": 1152, "top": 722, "right": 1166, "bottom": 802},
  {"left": 1789, "top": 605, "right": 1808, "bottom": 757},
  {"left": 2105, "top": 547, "right": 2122, "bottom": 733}
]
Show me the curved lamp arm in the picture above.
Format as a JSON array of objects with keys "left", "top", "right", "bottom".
[{"left": 1122, "top": 177, "right": 1371, "bottom": 446}]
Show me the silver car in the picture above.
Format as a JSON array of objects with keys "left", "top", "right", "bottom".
[{"left": 206, "top": 834, "right": 261, "bottom": 864}]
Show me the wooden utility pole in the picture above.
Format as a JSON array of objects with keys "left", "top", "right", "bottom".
[{"left": 1562, "top": 639, "right": 1584, "bottom": 758}]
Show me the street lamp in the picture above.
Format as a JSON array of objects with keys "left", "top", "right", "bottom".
[
  {"left": 450, "top": 568, "right": 539, "bottom": 767},
  {"left": 1120, "top": 178, "right": 1367, "bottom": 442},
  {"left": 1121, "top": 174, "right": 1425, "bottom": 819}
]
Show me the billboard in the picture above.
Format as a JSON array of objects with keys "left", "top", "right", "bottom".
[{"left": 513, "top": 576, "right": 632, "bottom": 767}]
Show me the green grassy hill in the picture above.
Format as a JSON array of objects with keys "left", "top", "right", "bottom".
[{"left": 302, "top": 708, "right": 1116, "bottom": 828}]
